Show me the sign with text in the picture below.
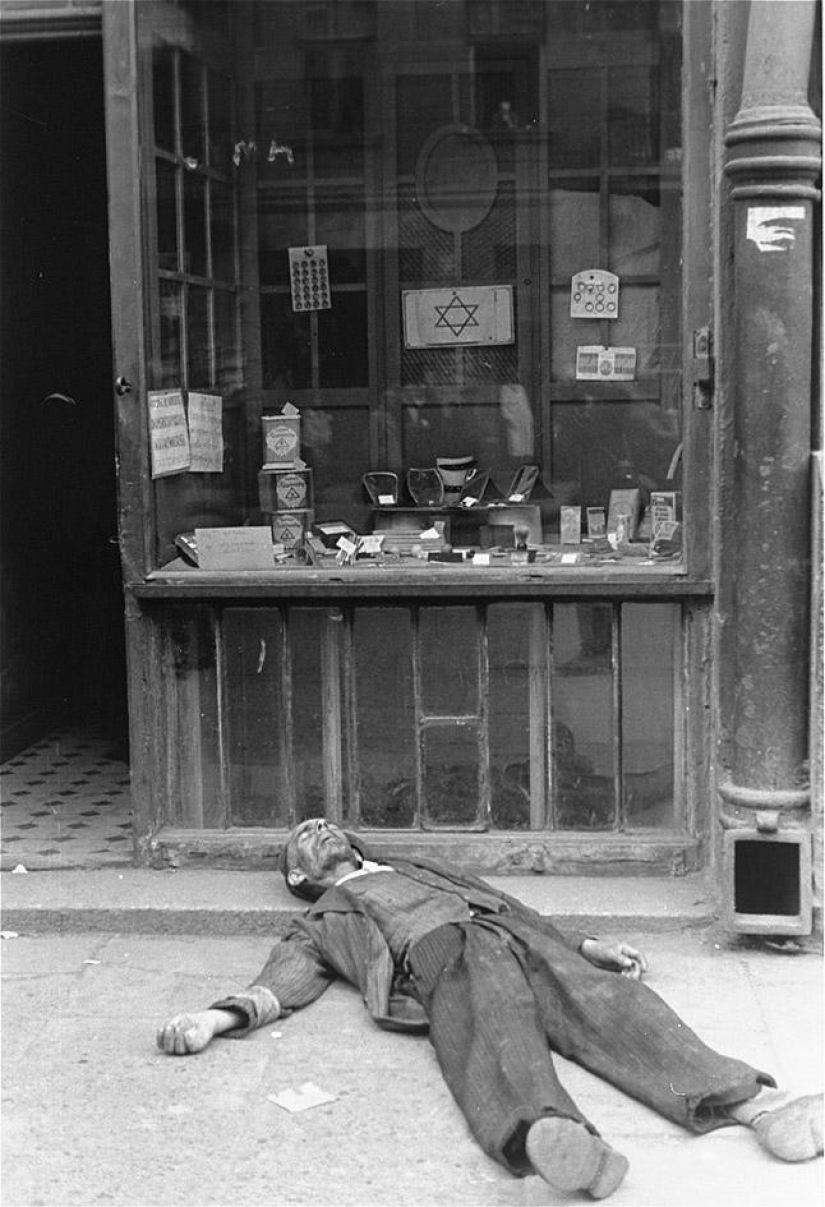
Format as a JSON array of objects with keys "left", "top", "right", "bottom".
[
  {"left": 188, "top": 393, "right": 224, "bottom": 473},
  {"left": 148, "top": 390, "right": 190, "bottom": 477},
  {"left": 195, "top": 527, "right": 274, "bottom": 570}
]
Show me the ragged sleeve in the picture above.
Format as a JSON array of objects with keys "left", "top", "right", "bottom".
[{"left": 209, "top": 918, "right": 335, "bottom": 1036}]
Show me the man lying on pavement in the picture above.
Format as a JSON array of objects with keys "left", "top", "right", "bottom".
[{"left": 157, "top": 819, "right": 823, "bottom": 1200}]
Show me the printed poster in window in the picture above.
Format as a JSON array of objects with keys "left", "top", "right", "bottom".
[
  {"left": 188, "top": 392, "right": 224, "bottom": 473},
  {"left": 148, "top": 390, "right": 190, "bottom": 478}
]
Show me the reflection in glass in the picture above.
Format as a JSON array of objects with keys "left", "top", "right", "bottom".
[
  {"left": 159, "top": 279, "right": 182, "bottom": 388},
  {"left": 622, "top": 604, "right": 677, "bottom": 827},
  {"left": 214, "top": 289, "right": 241, "bottom": 390},
  {"left": 187, "top": 285, "right": 209, "bottom": 387},
  {"left": 211, "top": 180, "right": 235, "bottom": 282},
  {"left": 183, "top": 172, "right": 207, "bottom": 276},
  {"left": 152, "top": 44, "right": 175, "bottom": 152},
  {"left": 419, "top": 607, "right": 479, "bottom": 716},
  {"left": 261, "top": 293, "right": 311, "bottom": 388},
  {"left": 354, "top": 609, "right": 416, "bottom": 827},
  {"left": 180, "top": 51, "right": 204, "bottom": 165},
  {"left": 423, "top": 727, "right": 480, "bottom": 826},
  {"left": 155, "top": 159, "right": 178, "bottom": 272},
  {"left": 489, "top": 603, "right": 546, "bottom": 830},
  {"left": 554, "top": 603, "right": 616, "bottom": 829},
  {"left": 226, "top": 609, "right": 290, "bottom": 826}
]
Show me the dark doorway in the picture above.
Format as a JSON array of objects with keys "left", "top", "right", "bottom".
[{"left": 0, "top": 37, "right": 127, "bottom": 760}]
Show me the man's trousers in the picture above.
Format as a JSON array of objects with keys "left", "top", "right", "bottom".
[{"left": 407, "top": 916, "right": 774, "bottom": 1175}]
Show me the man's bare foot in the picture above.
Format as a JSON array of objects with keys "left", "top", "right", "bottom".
[
  {"left": 526, "top": 1116, "right": 629, "bottom": 1199},
  {"left": 156, "top": 1010, "right": 222, "bottom": 1055}
]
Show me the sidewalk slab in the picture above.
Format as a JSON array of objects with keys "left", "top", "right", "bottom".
[{"left": 0, "top": 866, "right": 713, "bottom": 934}]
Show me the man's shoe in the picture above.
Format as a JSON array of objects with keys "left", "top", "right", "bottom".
[
  {"left": 752, "top": 1094, "right": 824, "bottom": 1162},
  {"left": 526, "top": 1116, "right": 629, "bottom": 1199}
]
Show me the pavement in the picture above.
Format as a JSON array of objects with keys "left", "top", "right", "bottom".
[{"left": 2, "top": 869, "right": 824, "bottom": 1207}]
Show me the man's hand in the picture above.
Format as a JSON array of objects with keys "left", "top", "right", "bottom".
[
  {"left": 156, "top": 1008, "right": 239, "bottom": 1055},
  {"left": 580, "top": 939, "right": 648, "bottom": 979}
]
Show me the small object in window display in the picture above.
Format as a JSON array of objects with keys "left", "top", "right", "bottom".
[
  {"left": 570, "top": 270, "right": 619, "bottom": 319},
  {"left": 504, "top": 464, "right": 541, "bottom": 502},
  {"left": 649, "top": 491, "right": 681, "bottom": 537},
  {"left": 195, "top": 526, "right": 275, "bottom": 571},
  {"left": 575, "top": 346, "right": 636, "bottom": 381},
  {"left": 362, "top": 472, "right": 399, "bottom": 506},
  {"left": 407, "top": 467, "right": 445, "bottom": 507},
  {"left": 437, "top": 456, "right": 478, "bottom": 505},
  {"left": 175, "top": 531, "right": 199, "bottom": 566},
  {"left": 560, "top": 507, "right": 582, "bottom": 545},
  {"left": 607, "top": 489, "right": 642, "bottom": 539},
  {"left": 262, "top": 403, "right": 302, "bottom": 468},
  {"left": 649, "top": 520, "right": 683, "bottom": 559},
  {"left": 289, "top": 245, "right": 331, "bottom": 312},
  {"left": 458, "top": 469, "right": 491, "bottom": 506},
  {"left": 258, "top": 468, "right": 313, "bottom": 513},
  {"left": 313, "top": 520, "right": 357, "bottom": 549},
  {"left": 585, "top": 507, "right": 607, "bottom": 539},
  {"left": 272, "top": 510, "right": 313, "bottom": 552}
]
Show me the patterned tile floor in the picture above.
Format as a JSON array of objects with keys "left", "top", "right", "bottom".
[{"left": 0, "top": 729, "right": 133, "bottom": 870}]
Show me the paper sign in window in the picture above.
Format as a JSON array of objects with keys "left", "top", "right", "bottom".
[
  {"left": 148, "top": 390, "right": 190, "bottom": 478},
  {"left": 402, "top": 286, "right": 514, "bottom": 348},
  {"left": 188, "top": 392, "right": 224, "bottom": 473}
]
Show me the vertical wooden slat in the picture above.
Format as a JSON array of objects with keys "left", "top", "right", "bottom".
[
  {"left": 280, "top": 605, "right": 296, "bottom": 825},
  {"left": 321, "top": 608, "right": 344, "bottom": 823},
  {"left": 546, "top": 602, "right": 557, "bottom": 831},
  {"left": 212, "top": 607, "right": 229, "bottom": 828},
  {"left": 612, "top": 604, "right": 623, "bottom": 832},
  {"left": 672, "top": 601, "right": 686, "bottom": 830},
  {"left": 528, "top": 602, "right": 548, "bottom": 830},
  {"left": 342, "top": 608, "right": 361, "bottom": 825},
  {"left": 411, "top": 605, "right": 424, "bottom": 828},
  {"left": 176, "top": 613, "right": 204, "bottom": 828},
  {"left": 478, "top": 605, "right": 491, "bottom": 828}
]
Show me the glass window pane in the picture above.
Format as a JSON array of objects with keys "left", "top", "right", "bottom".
[
  {"left": 183, "top": 171, "right": 207, "bottom": 276},
  {"left": 608, "top": 65, "right": 657, "bottom": 167},
  {"left": 207, "top": 67, "right": 233, "bottom": 173},
  {"left": 159, "top": 279, "right": 182, "bottom": 388},
  {"left": 214, "top": 289, "right": 241, "bottom": 390},
  {"left": 609, "top": 177, "right": 661, "bottom": 275},
  {"left": 258, "top": 199, "right": 308, "bottom": 286},
  {"left": 423, "top": 726, "right": 480, "bottom": 826},
  {"left": 489, "top": 603, "right": 546, "bottom": 829},
  {"left": 549, "top": 182, "right": 600, "bottom": 279},
  {"left": 155, "top": 159, "right": 178, "bottom": 272},
  {"left": 419, "top": 607, "right": 478, "bottom": 715},
  {"left": 180, "top": 51, "right": 205, "bottom": 165},
  {"left": 260, "top": 293, "right": 311, "bottom": 388},
  {"left": 548, "top": 69, "right": 601, "bottom": 169},
  {"left": 225, "top": 609, "right": 290, "bottom": 826},
  {"left": 153, "top": 44, "right": 175, "bottom": 152},
  {"left": 300, "top": 405, "right": 372, "bottom": 529},
  {"left": 187, "top": 285, "right": 210, "bottom": 387},
  {"left": 554, "top": 603, "right": 616, "bottom": 829},
  {"left": 552, "top": 401, "right": 681, "bottom": 515},
  {"left": 318, "top": 293, "right": 368, "bottom": 387},
  {"left": 211, "top": 180, "right": 235, "bottom": 282},
  {"left": 621, "top": 603, "right": 677, "bottom": 827},
  {"left": 354, "top": 609, "right": 416, "bottom": 827}
]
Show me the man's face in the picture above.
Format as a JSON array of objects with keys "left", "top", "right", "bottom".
[{"left": 286, "top": 818, "right": 353, "bottom": 886}]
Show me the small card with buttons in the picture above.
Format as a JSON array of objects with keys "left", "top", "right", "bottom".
[
  {"left": 289, "top": 245, "right": 331, "bottom": 312},
  {"left": 570, "top": 269, "right": 619, "bottom": 319}
]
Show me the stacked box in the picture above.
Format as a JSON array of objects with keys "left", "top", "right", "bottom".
[
  {"left": 262, "top": 412, "right": 301, "bottom": 467},
  {"left": 271, "top": 510, "right": 312, "bottom": 551},
  {"left": 258, "top": 468, "right": 313, "bottom": 513}
]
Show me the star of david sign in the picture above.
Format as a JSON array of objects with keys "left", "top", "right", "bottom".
[{"left": 433, "top": 294, "right": 480, "bottom": 338}]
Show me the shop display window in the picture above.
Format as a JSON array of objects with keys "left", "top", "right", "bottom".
[
  {"left": 138, "top": 0, "right": 690, "bottom": 576},
  {"left": 165, "top": 599, "right": 682, "bottom": 834}
]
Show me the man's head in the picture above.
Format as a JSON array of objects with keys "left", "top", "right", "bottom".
[{"left": 278, "top": 818, "right": 362, "bottom": 901}]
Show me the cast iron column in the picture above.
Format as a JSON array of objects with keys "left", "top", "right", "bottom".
[{"left": 719, "top": 2, "right": 821, "bottom": 864}]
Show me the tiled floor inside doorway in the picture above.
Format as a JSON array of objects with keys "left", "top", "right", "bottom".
[{"left": 0, "top": 729, "right": 133, "bottom": 870}]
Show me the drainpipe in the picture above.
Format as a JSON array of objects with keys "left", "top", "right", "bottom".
[{"left": 720, "top": 1, "right": 821, "bottom": 933}]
